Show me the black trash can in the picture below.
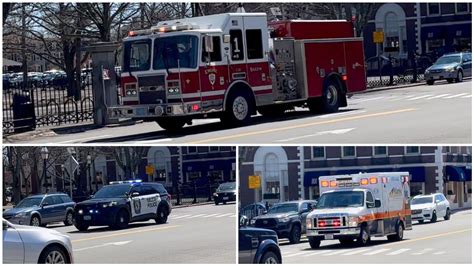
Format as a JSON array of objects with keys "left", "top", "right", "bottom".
[{"left": 12, "top": 93, "right": 36, "bottom": 133}]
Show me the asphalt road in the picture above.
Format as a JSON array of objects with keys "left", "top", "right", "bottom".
[
  {"left": 278, "top": 209, "right": 471, "bottom": 264},
  {"left": 7, "top": 80, "right": 472, "bottom": 144},
  {"left": 45, "top": 203, "right": 236, "bottom": 264}
]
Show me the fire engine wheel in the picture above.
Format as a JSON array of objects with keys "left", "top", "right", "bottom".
[
  {"left": 258, "top": 105, "right": 285, "bottom": 117},
  {"left": 308, "top": 79, "right": 341, "bottom": 113},
  {"left": 357, "top": 225, "right": 370, "bottom": 246},
  {"left": 156, "top": 118, "right": 186, "bottom": 132},
  {"left": 223, "top": 91, "right": 253, "bottom": 125}
]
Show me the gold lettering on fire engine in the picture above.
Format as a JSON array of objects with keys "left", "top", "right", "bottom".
[
  {"left": 250, "top": 67, "right": 262, "bottom": 72},
  {"left": 205, "top": 68, "right": 217, "bottom": 75}
]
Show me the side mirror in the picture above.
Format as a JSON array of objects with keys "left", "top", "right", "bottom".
[
  {"left": 366, "top": 201, "right": 375, "bottom": 208},
  {"left": 131, "top": 192, "right": 140, "bottom": 198},
  {"left": 375, "top": 199, "right": 381, "bottom": 208},
  {"left": 41, "top": 202, "right": 49, "bottom": 208},
  {"left": 239, "top": 215, "right": 249, "bottom": 227}
]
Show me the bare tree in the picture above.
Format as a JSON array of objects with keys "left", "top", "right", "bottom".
[{"left": 98, "top": 147, "right": 147, "bottom": 180}]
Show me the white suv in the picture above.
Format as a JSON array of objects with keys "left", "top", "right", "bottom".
[{"left": 410, "top": 193, "right": 451, "bottom": 223}]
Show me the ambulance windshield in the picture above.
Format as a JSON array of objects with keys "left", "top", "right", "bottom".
[
  {"left": 123, "top": 39, "right": 152, "bottom": 72},
  {"left": 153, "top": 35, "right": 199, "bottom": 70},
  {"left": 316, "top": 191, "right": 364, "bottom": 209}
]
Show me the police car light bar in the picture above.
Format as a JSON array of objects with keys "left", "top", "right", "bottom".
[{"left": 109, "top": 179, "right": 142, "bottom": 185}]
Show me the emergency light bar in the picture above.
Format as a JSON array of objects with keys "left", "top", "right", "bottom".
[
  {"left": 109, "top": 179, "right": 142, "bottom": 185},
  {"left": 128, "top": 23, "right": 197, "bottom": 37}
]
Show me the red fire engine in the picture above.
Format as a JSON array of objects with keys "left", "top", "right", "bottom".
[{"left": 109, "top": 12, "right": 366, "bottom": 131}]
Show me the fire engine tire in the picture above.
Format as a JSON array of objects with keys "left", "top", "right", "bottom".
[
  {"left": 430, "top": 211, "right": 437, "bottom": 223},
  {"left": 444, "top": 208, "right": 451, "bottom": 220},
  {"left": 156, "top": 118, "right": 185, "bottom": 132},
  {"left": 288, "top": 224, "right": 301, "bottom": 244},
  {"left": 339, "top": 239, "right": 354, "bottom": 246},
  {"left": 426, "top": 80, "right": 435, "bottom": 85},
  {"left": 111, "top": 209, "right": 129, "bottom": 230},
  {"left": 308, "top": 236, "right": 321, "bottom": 249},
  {"left": 258, "top": 105, "right": 285, "bottom": 117},
  {"left": 222, "top": 90, "right": 254, "bottom": 126},
  {"left": 155, "top": 205, "right": 168, "bottom": 224},
  {"left": 387, "top": 221, "right": 403, "bottom": 242},
  {"left": 320, "top": 79, "right": 341, "bottom": 113},
  {"left": 455, "top": 70, "right": 463, "bottom": 82},
  {"left": 357, "top": 224, "right": 370, "bottom": 246}
]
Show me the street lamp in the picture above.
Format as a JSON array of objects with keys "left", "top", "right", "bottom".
[
  {"left": 61, "top": 164, "right": 65, "bottom": 192},
  {"left": 86, "top": 154, "right": 92, "bottom": 194},
  {"left": 40, "top": 147, "right": 49, "bottom": 193}
]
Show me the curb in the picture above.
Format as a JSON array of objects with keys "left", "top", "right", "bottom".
[{"left": 451, "top": 207, "right": 472, "bottom": 214}]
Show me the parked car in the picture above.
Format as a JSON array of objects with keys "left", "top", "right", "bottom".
[
  {"left": 2, "top": 193, "right": 75, "bottom": 227},
  {"left": 239, "top": 215, "right": 281, "bottom": 264},
  {"left": 213, "top": 182, "right": 237, "bottom": 205},
  {"left": 411, "top": 193, "right": 451, "bottom": 223},
  {"left": 249, "top": 200, "right": 317, "bottom": 244},
  {"left": 3, "top": 219, "right": 74, "bottom": 263},
  {"left": 74, "top": 180, "right": 172, "bottom": 231},
  {"left": 424, "top": 52, "right": 472, "bottom": 85}
]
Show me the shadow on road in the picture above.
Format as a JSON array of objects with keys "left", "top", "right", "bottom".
[
  {"left": 66, "top": 221, "right": 165, "bottom": 234},
  {"left": 83, "top": 108, "right": 361, "bottom": 143}
]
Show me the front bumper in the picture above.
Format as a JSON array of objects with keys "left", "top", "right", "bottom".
[
  {"left": 3, "top": 215, "right": 30, "bottom": 225},
  {"left": 306, "top": 227, "right": 360, "bottom": 239},
  {"left": 213, "top": 193, "right": 236, "bottom": 202},
  {"left": 425, "top": 71, "right": 457, "bottom": 80},
  {"left": 74, "top": 206, "right": 118, "bottom": 226},
  {"left": 108, "top": 101, "right": 216, "bottom": 119},
  {"left": 411, "top": 210, "right": 432, "bottom": 220}
]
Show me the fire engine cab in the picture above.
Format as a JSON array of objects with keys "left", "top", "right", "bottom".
[
  {"left": 109, "top": 12, "right": 366, "bottom": 131},
  {"left": 306, "top": 172, "right": 412, "bottom": 248}
]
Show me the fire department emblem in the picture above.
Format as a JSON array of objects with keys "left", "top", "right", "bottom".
[{"left": 209, "top": 73, "right": 216, "bottom": 85}]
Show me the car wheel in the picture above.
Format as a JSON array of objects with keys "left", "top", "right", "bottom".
[
  {"left": 223, "top": 201, "right": 227, "bottom": 205},
  {"left": 75, "top": 223, "right": 89, "bottom": 232},
  {"left": 357, "top": 224, "right": 370, "bottom": 246},
  {"left": 64, "top": 211, "right": 74, "bottom": 226},
  {"left": 155, "top": 205, "right": 168, "bottom": 224},
  {"left": 288, "top": 224, "right": 301, "bottom": 244},
  {"left": 387, "top": 221, "right": 403, "bottom": 241},
  {"left": 418, "top": 220, "right": 424, "bottom": 224},
  {"left": 426, "top": 80, "right": 435, "bottom": 85},
  {"left": 339, "top": 239, "right": 354, "bottom": 246},
  {"left": 214, "top": 200, "right": 219, "bottom": 205},
  {"left": 30, "top": 215, "right": 41, "bottom": 227},
  {"left": 38, "top": 245, "right": 68, "bottom": 264},
  {"left": 444, "top": 208, "right": 451, "bottom": 220},
  {"left": 112, "top": 209, "right": 130, "bottom": 229},
  {"left": 455, "top": 70, "right": 463, "bottom": 82},
  {"left": 260, "top": 250, "right": 280, "bottom": 264},
  {"left": 308, "top": 236, "right": 321, "bottom": 249},
  {"left": 430, "top": 211, "right": 437, "bottom": 223}
]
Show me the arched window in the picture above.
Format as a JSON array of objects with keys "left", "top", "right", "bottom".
[
  {"left": 385, "top": 12, "right": 399, "bottom": 50},
  {"left": 264, "top": 153, "right": 280, "bottom": 195}
]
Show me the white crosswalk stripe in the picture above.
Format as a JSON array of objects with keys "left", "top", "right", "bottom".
[
  {"left": 171, "top": 214, "right": 192, "bottom": 219},
  {"left": 186, "top": 214, "right": 206, "bottom": 218},
  {"left": 216, "top": 213, "right": 234, "bottom": 217},
  {"left": 461, "top": 94, "right": 472, "bottom": 98},
  {"left": 286, "top": 251, "right": 308, "bottom": 258},
  {"left": 201, "top": 213, "right": 221, "bottom": 218},
  {"left": 407, "top": 94, "right": 433, "bottom": 100},
  {"left": 412, "top": 248, "right": 433, "bottom": 255},
  {"left": 444, "top": 93, "right": 469, "bottom": 99},
  {"left": 387, "top": 248, "right": 411, "bottom": 255},
  {"left": 350, "top": 93, "right": 472, "bottom": 103},
  {"left": 363, "top": 248, "right": 391, "bottom": 255},
  {"left": 302, "top": 250, "right": 335, "bottom": 257},
  {"left": 170, "top": 213, "right": 235, "bottom": 219},
  {"left": 427, "top": 94, "right": 451, "bottom": 99},
  {"left": 322, "top": 249, "right": 350, "bottom": 256},
  {"left": 433, "top": 251, "right": 447, "bottom": 255},
  {"left": 341, "top": 248, "right": 371, "bottom": 255}
]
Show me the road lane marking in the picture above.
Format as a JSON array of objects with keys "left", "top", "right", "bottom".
[
  {"left": 201, "top": 213, "right": 221, "bottom": 218},
  {"left": 381, "top": 228, "right": 471, "bottom": 247},
  {"left": 316, "top": 110, "right": 366, "bottom": 119},
  {"left": 322, "top": 249, "right": 350, "bottom": 256},
  {"left": 363, "top": 248, "right": 391, "bottom": 255},
  {"left": 59, "top": 135, "right": 112, "bottom": 143},
  {"left": 286, "top": 251, "right": 308, "bottom": 258},
  {"left": 191, "top": 108, "right": 417, "bottom": 144},
  {"left": 171, "top": 214, "right": 192, "bottom": 219},
  {"left": 341, "top": 248, "right": 371, "bottom": 255},
  {"left": 407, "top": 95, "right": 433, "bottom": 100},
  {"left": 433, "top": 251, "right": 447, "bottom": 255},
  {"left": 387, "top": 248, "right": 410, "bottom": 255},
  {"left": 135, "top": 138, "right": 173, "bottom": 143},
  {"left": 74, "top": 240, "right": 132, "bottom": 252},
  {"left": 411, "top": 248, "right": 433, "bottom": 255},
  {"left": 427, "top": 94, "right": 451, "bottom": 99},
  {"left": 461, "top": 94, "right": 472, "bottom": 98},
  {"left": 302, "top": 250, "right": 334, "bottom": 257},
  {"left": 350, "top": 96, "right": 385, "bottom": 103},
  {"left": 276, "top": 128, "right": 355, "bottom": 142},
  {"left": 215, "top": 213, "right": 234, "bottom": 217},
  {"left": 186, "top": 214, "right": 207, "bottom": 218},
  {"left": 444, "top": 93, "right": 469, "bottom": 99},
  {"left": 71, "top": 225, "right": 180, "bottom": 243}
]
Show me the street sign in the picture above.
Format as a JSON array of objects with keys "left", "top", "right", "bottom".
[
  {"left": 146, "top": 164, "right": 155, "bottom": 176},
  {"left": 65, "top": 155, "right": 79, "bottom": 177},
  {"left": 373, "top": 31, "right": 384, "bottom": 43},
  {"left": 248, "top": 175, "right": 261, "bottom": 189}
]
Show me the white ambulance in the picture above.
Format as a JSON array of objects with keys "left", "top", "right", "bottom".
[{"left": 306, "top": 172, "right": 412, "bottom": 249}]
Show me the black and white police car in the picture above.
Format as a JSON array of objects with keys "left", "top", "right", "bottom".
[{"left": 74, "top": 180, "right": 172, "bottom": 231}]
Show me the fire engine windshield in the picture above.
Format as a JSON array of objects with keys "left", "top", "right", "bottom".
[
  {"left": 123, "top": 39, "right": 152, "bottom": 72},
  {"left": 153, "top": 35, "right": 199, "bottom": 70},
  {"left": 316, "top": 191, "right": 364, "bottom": 209}
]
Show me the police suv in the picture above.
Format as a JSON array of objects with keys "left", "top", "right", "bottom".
[{"left": 74, "top": 180, "right": 171, "bottom": 231}]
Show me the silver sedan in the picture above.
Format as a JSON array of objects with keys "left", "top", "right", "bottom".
[{"left": 3, "top": 219, "right": 74, "bottom": 264}]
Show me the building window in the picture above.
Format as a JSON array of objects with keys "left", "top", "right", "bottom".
[
  {"left": 187, "top": 147, "right": 197, "bottom": 154},
  {"left": 427, "top": 3, "right": 441, "bottom": 16},
  {"left": 455, "top": 3, "right": 469, "bottom": 13},
  {"left": 209, "top": 146, "right": 220, "bottom": 152},
  {"left": 384, "top": 12, "right": 400, "bottom": 52},
  {"left": 312, "top": 147, "right": 325, "bottom": 159},
  {"left": 342, "top": 147, "right": 356, "bottom": 158},
  {"left": 186, "top": 171, "right": 201, "bottom": 183},
  {"left": 208, "top": 170, "right": 224, "bottom": 182},
  {"left": 426, "top": 39, "right": 445, "bottom": 53},
  {"left": 405, "top": 146, "right": 420, "bottom": 154},
  {"left": 373, "top": 147, "right": 388, "bottom": 156}
]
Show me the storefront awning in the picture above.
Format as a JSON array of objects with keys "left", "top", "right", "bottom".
[{"left": 446, "top": 166, "right": 467, "bottom": 182}]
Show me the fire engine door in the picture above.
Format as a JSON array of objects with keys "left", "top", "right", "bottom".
[
  {"left": 227, "top": 16, "right": 248, "bottom": 83},
  {"left": 200, "top": 34, "right": 227, "bottom": 105}
]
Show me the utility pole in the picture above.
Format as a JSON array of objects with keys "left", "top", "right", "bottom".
[{"left": 21, "top": 3, "right": 27, "bottom": 89}]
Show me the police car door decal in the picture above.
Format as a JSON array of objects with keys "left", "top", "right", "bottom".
[{"left": 144, "top": 194, "right": 160, "bottom": 214}]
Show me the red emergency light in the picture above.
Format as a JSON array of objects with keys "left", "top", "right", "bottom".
[{"left": 318, "top": 220, "right": 327, "bottom": 227}]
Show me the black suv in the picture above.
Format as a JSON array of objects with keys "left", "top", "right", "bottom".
[
  {"left": 239, "top": 215, "right": 282, "bottom": 264},
  {"left": 74, "top": 181, "right": 171, "bottom": 231},
  {"left": 250, "top": 200, "right": 317, "bottom": 244},
  {"left": 213, "top": 182, "right": 236, "bottom": 205}
]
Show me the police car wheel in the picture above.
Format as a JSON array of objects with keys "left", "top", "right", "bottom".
[
  {"left": 260, "top": 251, "right": 280, "bottom": 264},
  {"left": 357, "top": 225, "right": 370, "bottom": 246},
  {"left": 308, "top": 236, "right": 321, "bottom": 249},
  {"left": 75, "top": 223, "right": 89, "bottom": 232},
  {"left": 155, "top": 206, "right": 168, "bottom": 224},
  {"left": 113, "top": 209, "right": 129, "bottom": 229},
  {"left": 288, "top": 225, "right": 301, "bottom": 244}
]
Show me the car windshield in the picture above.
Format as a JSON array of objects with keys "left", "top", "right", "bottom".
[
  {"left": 316, "top": 191, "right": 364, "bottom": 209},
  {"left": 153, "top": 35, "right": 199, "bottom": 70},
  {"left": 217, "top": 182, "right": 236, "bottom": 191},
  {"left": 267, "top": 203, "right": 298, "bottom": 214},
  {"left": 123, "top": 39, "right": 152, "bottom": 72},
  {"left": 16, "top": 197, "right": 43, "bottom": 208},
  {"left": 435, "top": 56, "right": 461, "bottom": 65},
  {"left": 411, "top": 197, "right": 433, "bottom": 205},
  {"left": 93, "top": 185, "right": 131, "bottom": 198}
]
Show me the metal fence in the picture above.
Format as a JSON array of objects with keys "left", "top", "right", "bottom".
[
  {"left": 3, "top": 70, "right": 94, "bottom": 135},
  {"left": 366, "top": 73, "right": 425, "bottom": 89},
  {"left": 171, "top": 183, "right": 221, "bottom": 206}
]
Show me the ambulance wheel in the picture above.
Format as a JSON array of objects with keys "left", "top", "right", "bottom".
[
  {"left": 156, "top": 118, "right": 185, "bottom": 132},
  {"left": 444, "top": 208, "right": 451, "bottom": 220},
  {"left": 308, "top": 236, "right": 321, "bottom": 249},
  {"left": 357, "top": 225, "right": 370, "bottom": 246},
  {"left": 112, "top": 209, "right": 129, "bottom": 230},
  {"left": 155, "top": 205, "right": 168, "bottom": 224},
  {"left": 430, "top": 211, "right": 437, "bottom": 223},
  {"left": 387, "top": 221, "right": 403, "bottom": 241},
  {"left": 288, "top": 225, "right": 301, "bottom": 244},
  {"left": 222, "top": 90, "right": 254, "bottom": 126}
]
